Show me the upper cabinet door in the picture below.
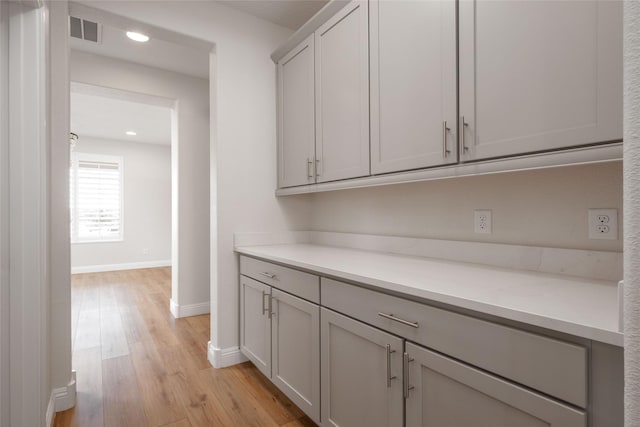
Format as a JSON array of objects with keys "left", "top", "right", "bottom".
[
  {"left": 315, "top": 1, "right": 370, "bottom": 183},
  {"left": 278, "top": 35, "right": 316, "bottom": 188},
  {"left": 459, "top": 0, "right": 622, "bottom": 161},
  {"left": 370, "top": 0, "right": 457, "bottom": 175}
]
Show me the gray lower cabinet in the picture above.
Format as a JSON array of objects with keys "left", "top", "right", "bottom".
[
  {"left": 239, "top": 273, "right": 321, "bottom": 424},
  {"left": 240, "top": 256, "right": 621, "bottom": 426},
  {"left": 240, "top": 276, "right": 271, "bottom": 377},
  {"left": 321, "top": 308, "right": 403, "bottom": 427},
  {"left": 405, "top": 342, "right": 586, "bottom": 427},
  {"left": 271, "top": 288, "right": 320, "bottom": 423}
]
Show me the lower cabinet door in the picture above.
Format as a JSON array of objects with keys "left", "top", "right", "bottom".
[
  {"left": 405, "top": 342, "right": 587, "bottom": 427},
  {"left": 271, "top": 289, "right": 320, "bottom": 424},
  {"left": 321, "top": 308, "right": 403, "bottom": 427},
  {"left": 240, "top": 276, "right": 271, "bottom": 378}
]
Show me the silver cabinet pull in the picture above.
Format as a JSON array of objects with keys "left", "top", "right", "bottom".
[
  {"left": 260, "top": 272, "right": 276, "bottom": 279},
  {"left": 403, "top": 352, "right": 415, "bottom": 398},
  {"left": 386, "top": 344, "right": 396, "bottom": 388},
  {"left": 315, "top": 159, "right": 321, "bottom": 177},
  {"left": 378, "top": 312, "right": 419, "bottom": 328},
  {"left": 442, "top": 121, "right": 451, "bottom": 157},
  {"left": 262, "top": 291, "right": 269, "bottom": 316},
  {"left": 307, "top": 158, "right": 313, "bottom": 179},
  {"left": 460, "top": 116, "right": 470, "bottom": 154},
  {"left": 269, "top": 295, "right": 275, "bottom": 319}
]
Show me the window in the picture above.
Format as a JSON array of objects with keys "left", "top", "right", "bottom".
[{"left": 70, "top": 153, "right": 123, "bottom": 243}]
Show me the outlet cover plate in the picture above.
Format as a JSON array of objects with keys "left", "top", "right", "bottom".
[
  {"left": 588, "top": 208, "right": 618, "bottom": 240},
  {"left": 474, "top": 210, "right": 492, "bottom": 234}
]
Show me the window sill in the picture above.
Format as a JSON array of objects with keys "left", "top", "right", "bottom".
[{"left": 71, "top": 238, "right": 124, "bottom": 245}]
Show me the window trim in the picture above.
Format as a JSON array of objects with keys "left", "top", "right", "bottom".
[{"left": 70, "top": 152, "right": 125, "bottom": 244}]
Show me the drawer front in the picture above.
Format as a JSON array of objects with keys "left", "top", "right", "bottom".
[
  {"left": 240, "top": 256, "right": 320, "bottom": 304},
  {"left": 321, "top": 278, "right": 587, "bottom": 408}
]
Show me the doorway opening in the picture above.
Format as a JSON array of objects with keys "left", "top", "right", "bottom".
[{"left": 64, "top": 6, "right": 213, "bottom": 422}]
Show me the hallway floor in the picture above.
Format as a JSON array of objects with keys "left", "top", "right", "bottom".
[{"left": 54, "top": 267, "right": 314, "bottom": 427}]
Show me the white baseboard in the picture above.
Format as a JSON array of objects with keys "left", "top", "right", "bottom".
[
  {"left": 170, "top": 299, "right": 210, "bottom": 319},
  {"left": 46, "top": 371, "right": 76, "bottom": 426},
  {"left": 71, "top": 259, "right": 171, "bottom": 274},
  {"left": 208, "top": 341, "right": 247, "bottom": 368},
  {"left": 53, "top": 371, "right": 77, "bottom": 412}
]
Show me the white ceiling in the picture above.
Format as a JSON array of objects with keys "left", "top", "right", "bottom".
[
  {"left": 68, "top": 1, "right": 329, "bottom": 145},
  {"left": 218, "top": 0, "right": 328, "bottom": 30},
  {"left": 71, "top": 92, "right": 172, "bottom": 145},
  {"left": 70, "top": 21, "right": 210, "bottom": 79}
]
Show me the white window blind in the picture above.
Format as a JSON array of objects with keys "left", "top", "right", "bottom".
[{"left": 70, "top": 153, "right": 124, "bottom": 243}]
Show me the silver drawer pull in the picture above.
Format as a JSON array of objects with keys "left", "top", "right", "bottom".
[
  {"left": 378, "top": 312, "right": 419, "bottom": 328},
  {"left": 260, "top": 272, "right": 276, "bottom": 279}
]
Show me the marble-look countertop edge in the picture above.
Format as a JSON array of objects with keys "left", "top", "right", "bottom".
[{"left": 235, "top": 244, "right": 624, "bottom": 347}]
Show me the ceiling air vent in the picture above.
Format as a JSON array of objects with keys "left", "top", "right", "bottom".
[{"left": 69, "top": 16, "right": 102, "bottom": 43}]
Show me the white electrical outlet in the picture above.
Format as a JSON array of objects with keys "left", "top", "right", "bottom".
[
  {"left": 142, "top": 248, "right": 150, "bottom": 255},
  {"left": 588, "top": 209, "right": 618, "bottom": 240},
  {"left": 474, "top": 210, "right": 492, "bottom": 234}
]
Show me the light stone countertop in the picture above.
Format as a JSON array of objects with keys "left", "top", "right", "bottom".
[{"left": 235, "top": 243, "right": 623, "bottom": 347}]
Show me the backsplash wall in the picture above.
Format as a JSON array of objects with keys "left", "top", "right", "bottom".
[{"left": 309, "top": 162, "right": 623, "bottom": 252}]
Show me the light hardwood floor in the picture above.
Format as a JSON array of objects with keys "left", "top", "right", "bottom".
[{"left": 54, "top": 267, "right": 315, "bottom": 427}]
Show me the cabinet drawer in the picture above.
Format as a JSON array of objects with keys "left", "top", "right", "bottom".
[
  {"left": 321, "top": 278, "right": 587, "bottom": 408},
  {"left": 240, "top": 256, "right": 319, "bottom": 304}
]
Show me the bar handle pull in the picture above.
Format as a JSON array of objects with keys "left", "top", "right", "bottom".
[
  {"left": 307, "top": 158, "right": 313, "bottom": 179},
  {"left": 460, "top": 116, "right": 470, "bottom": 154},
  {"left": 403, "top": 352, "right": 415, "bottom": 398},
  {"left": 386, "top": 344, "right": 397, "bottom": 388},
  {"left": 443, "top": 121, "right": 451, "bottom": 157},
  {"left": 262, "top": 291, "right": 269, "bottom": 316},
  {"left": 378, "top": 312, "right": 419, "bottom": 328}
]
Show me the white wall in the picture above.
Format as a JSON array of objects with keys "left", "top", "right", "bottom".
[
  {"left": 5, "top": 2, "right": 54, "bottom": 425},
  {"left": 310, "top": 162, "right": 623, "bottom": 252},
  {"left": 70, "top": 49, "right": 210, "bottom": 308},
  {"left": 49, "top": 0, "right": 75, "bottom": 412},
  {"left": 0, "top": 1, "right": 9, "bottom": 424},
  {"left": 79, "top": 1, "right": 313, "bottom": 358},
  {"left": 71, "top": 137, "right": 172, "bottom": 272},
  {"left": 624, "top": 1, "right": 640, "bottom": 424}
]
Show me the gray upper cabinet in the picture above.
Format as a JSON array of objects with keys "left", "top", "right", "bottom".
[
  {"left": 273, "top": 0, "right": 623, "bottom": 194},
  {"left": 370, "top": 0, "right": 457, "bottom": 174},
  {"left": 459, "top": 0, "right": 623, "bottom": 161},
  {"left": 405, "top": 342, "right": 587, "bottom": 427},
  {"left": 315, "top": 1, "right": 370, "bottom": 183},
  {"left": 277, "top": 35, "right": 316, "bottom": 188}
]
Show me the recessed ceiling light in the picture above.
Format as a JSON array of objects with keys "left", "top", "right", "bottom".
[
  {"left": 126, "top": 131, "right": 137, "bottom": 136},
  {"left": 126, "top": 31, "right": 149, "bottom": 43}
]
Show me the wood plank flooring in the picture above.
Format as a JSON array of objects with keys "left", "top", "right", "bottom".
[{"left": 54, "top": 267, "right": 315, "bottom": 427}]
